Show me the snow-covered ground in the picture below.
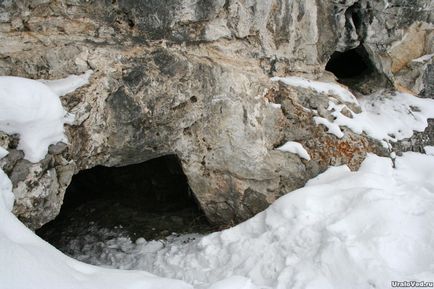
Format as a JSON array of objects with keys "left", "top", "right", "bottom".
[
  {"left": 54, "top": 152, "right": 434, "bottom": 289},
  {"left": 0, "top": 75, "right": 434, "bottom": 289}
]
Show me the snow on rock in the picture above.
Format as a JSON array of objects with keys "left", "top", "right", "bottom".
[
  {"left": 0, "top": 72, "right": 91, "bottom": 163},
  {"left": 273, "top": 76, "right": 434, "bottom": 144},
  {"left": 67, "top": 153, "right": 434, "bottom": 289},
  {"left": 271, "top": 76, "right": 359, "bottom": 105},
  {"left": 313, "top": 116, "right": 345, "bottom": 138},
  {"left": 328, "top": 91, "right": 434, "bottom": 142},
  {"left": 0, "top": 147, "right": 8, "bottom": 159},
  {"left": 412, "top": 53, "right": 434, "bottom": 63},
  {"left": 39, "top": 70, "right": 92, "bottom": 97},
  {"left": 276, "top": 141, "right": 311, "bottom": 160}
]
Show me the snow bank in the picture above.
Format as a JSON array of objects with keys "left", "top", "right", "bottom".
[
  {"left": 277, "top": 141, "right": 311, "bottom": 160},
  {"left": 0, "top": 72, "right": 90, "bottom": 162},
  {"left": 271, "top": 76, "right": 359, "bottom": 104},
  {"left": 67, "top": 153, "right": 434, "bottom": 289},
  {"left": 327, "top": 92, "right": 434, "bottom": 142}
]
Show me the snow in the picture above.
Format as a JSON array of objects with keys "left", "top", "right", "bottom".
[
  {"left": 0, "top": 146, "right": 8, "bottom": 159},
  {"left": 271, "top": 76, "right": 359, "bottom": 105},
  {"left": 273, "top": 77, "right": 434, "bottom": 144},
  {"left": 268, "top": 102, "right": 282, "bottom": 109},
  {"left": 327, "top": 91, "right": 434, "bottom": 142},
  {"left": 0, "top": 72, "right": 90, "bottom": 162},
  {"left": 412, "top": 53, "right": 433, "bottom": 63},
  {"left": 313, "top": 116, "right": 345, "bottom": 138},
  {"left": 425, "top": 146, "right": 434, "bottom": 156},
  {"left": 39, "top": 70, "right": 92, "bottom": 97},
  {"left": 58, "top": 153, "right": 434, "bottom": 289},
  {"left": 277, "top": 141, "right": 311, "bottom": 160},
  {"left": 1, "top": 148, "right": 434, "bottom": 289}
]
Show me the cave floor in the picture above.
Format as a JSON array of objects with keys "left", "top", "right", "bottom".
[{"left": 36, "top": 198, "right": 216, "bottom": 257}]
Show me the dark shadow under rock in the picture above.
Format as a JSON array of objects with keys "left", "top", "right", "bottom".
[{"left": 36, "top": 154, "right": 216, "bottom": 255}]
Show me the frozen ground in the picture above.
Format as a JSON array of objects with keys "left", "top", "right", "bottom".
[{"left": 0, "top": 75, "right": 434, "bottom": 289}]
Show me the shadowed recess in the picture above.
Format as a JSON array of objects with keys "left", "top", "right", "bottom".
[
  {"left": 36, "top": 155, "right": 214, "bottom": 255},
  {"left": 326, "top": 45, "right": 374, "bottom": 80}
]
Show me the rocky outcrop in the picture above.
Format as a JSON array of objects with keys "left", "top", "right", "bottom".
[{"left": 0, "top": 0, "right": 432, "bottom": 229}]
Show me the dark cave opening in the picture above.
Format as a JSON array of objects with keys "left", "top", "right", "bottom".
[
  {"left": 325, "top": 45, "right": 374, "bottom": 81},
  {"left": 36, "top": 155, "right": 213, "bottom": 254},
  {"left": 326, "top": 45, "right": 391, "bottom": 94}
]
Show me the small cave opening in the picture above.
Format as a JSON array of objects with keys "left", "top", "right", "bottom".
[
  {"left": 326, "top": 45, "right": 373, "bottom": 80},
  {"left": 325, "top": 45, "right": 388, "bottom": 93},
  {"left": 36, "top": 155, "right": 214, "bottom": 256}
]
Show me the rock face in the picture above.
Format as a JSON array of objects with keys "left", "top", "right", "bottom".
[{"left": 0, "top": 0, "right": 432, "bottom": 229}]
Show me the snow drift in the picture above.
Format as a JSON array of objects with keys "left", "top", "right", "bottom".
[{"left": 65, "top": 153, "right": 434, "bottom": 289}]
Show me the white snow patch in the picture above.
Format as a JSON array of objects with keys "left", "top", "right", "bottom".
[
  {"left": 277, "top": 141, "right": 311, "bottom": 160},
  {"left": 271, "top": 76, "right": 359, "bottom": 105},
  {"left": 0, "top": 147, "right": 8, "bottom": 159},
  {"left": 313, "top": 116, "right": 344, "bottom": 138},
  {"left": 268, "top": 102, "right": 282, "bottom": 109},
  {"left": 412, "top": 53, "right": 434, "bottom": 63},
  {"left": 425, "top": 146, "right": 434, "bottom": 156},
  {"left": 273, "top": 76, "right": 434, "bottom": 143},
  {"left": 0, "top": 72, "right": 90, "bottom": 162},
  {"left": 39, "top": 70, "right": 93, "bottom": 96},
  {"left": 328, "top": 91, "right": 434, "bottom": 142}
]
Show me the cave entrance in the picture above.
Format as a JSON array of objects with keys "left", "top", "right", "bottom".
[
  {"left": 326, "top": 45, "right": 374, "bottom": 80},
  {"left": 325, "top": 45, "right": 381, "bottom": 92},
  {"left": 36, "top": 155, "right": 213, "bottom": 255}
]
